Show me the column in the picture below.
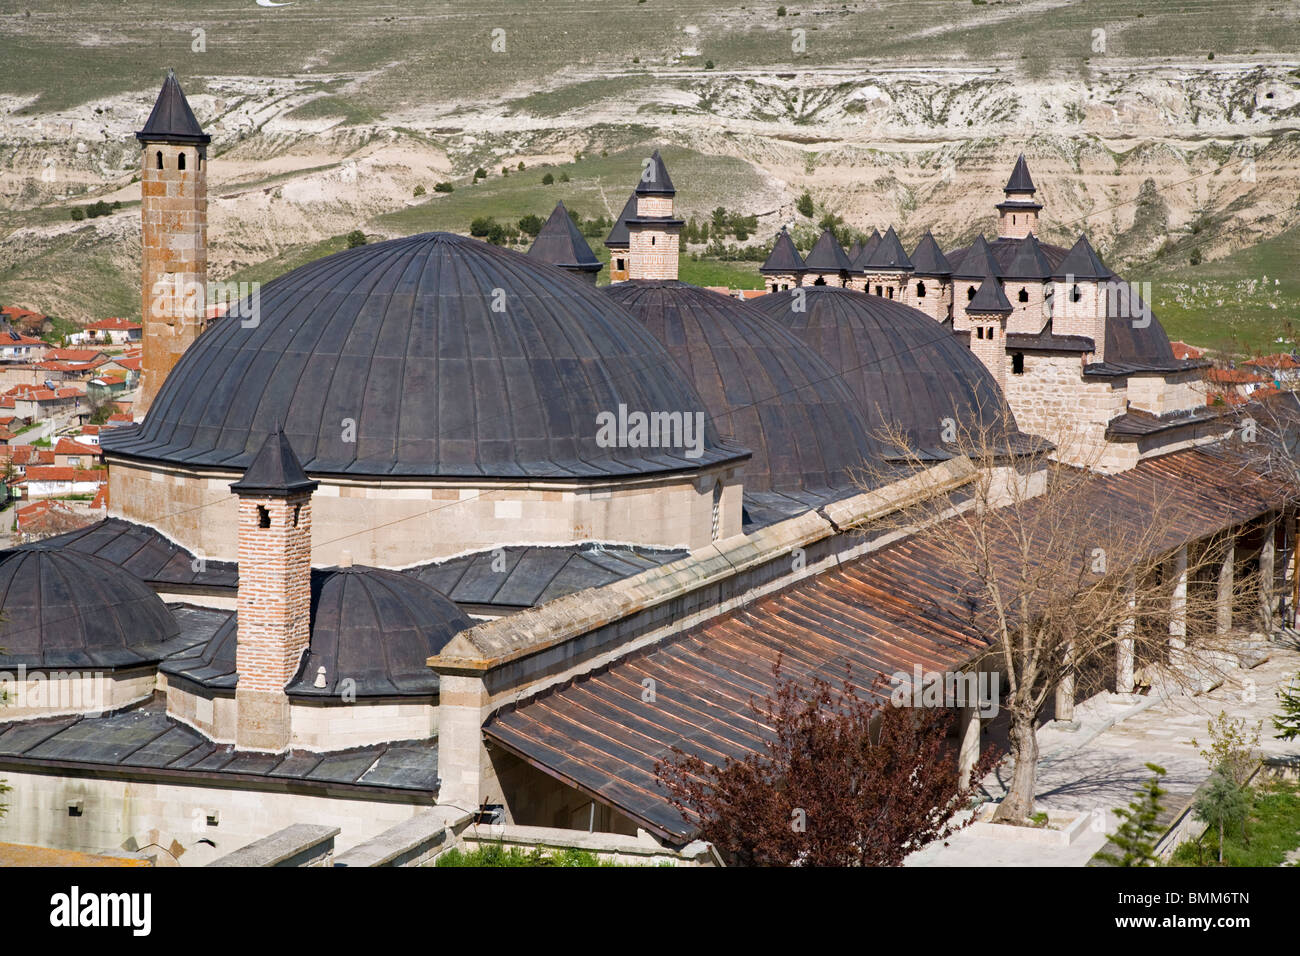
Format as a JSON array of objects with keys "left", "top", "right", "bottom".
[
  {"left": 1117, "top": 573, "right": 1136, "bottom": 694},
  {"left": 1260, "top": 515, "right": 1277, "bottom": 632},
  {"left": 958, "top": 704, "right": 981, "bottom": 790},
  {"left": 1055, "top": 641, "right": 1075, "bottom": 723},
  {"left": 1217, "top": 534, "right": 1236, "bottom": 635},
  {"left": 1169, "top": 545, "right": 1188, "bottom": 668}
]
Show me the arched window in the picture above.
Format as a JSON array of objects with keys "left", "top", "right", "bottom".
[
  {"left": 1070, "top": 284, "right": 1082, "bottom": 303},
  {"left": 886, "top": 287, "right": 893, "bottom": 299},
  {"left": 178, "top": 152, "right": 186, "bottom": 171},
  {"left": 711, "top": 482, "right": 723, "bottom": 541},
  {"left": 967, "top": 286, "right": 976, "bottom": 301},
  {"left": 1012, "top": 215, "right": 1016, "bottom": 225},
  {"left": 1018, "top": 287, "right": 1029, "bottom": 303},
  {"left": 916, "top": 281, "right": 926, "bottom": 298},
  {"left": 156, "top": 151, "right": 163, "bottom": 170},
  {"left": 813, "top": 275, "right": 826, "bottom": 286},
  {"left": 257, "top": 505, "right": 270, "bottom": 529},
  {"left": 1012, "top": 352, "right": 1025, "bottom": 375},
  {"left": 651, "top": 235, "right": 656, "bottom": 246},
  {"left": 874, "top": 285, "right": 883, "bottom": 296}
]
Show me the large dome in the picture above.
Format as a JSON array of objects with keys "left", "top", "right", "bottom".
[
  {"left": 604, "top": 281, "right": 876, "bottom": 492},
  {"left": 103, "top": 233, "right": 744, "bottom": 479},
  {"left": 749, "top": 287, "right": 1017, "bottom": 452},
  {"left": 0, "top": 547, "right": 182, "bottom": 668}
]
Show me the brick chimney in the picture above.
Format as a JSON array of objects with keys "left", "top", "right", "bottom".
[
  {"left": 136, "top": 69, "right": 210, "bottom": 414},
  {"left": 230, "top": 427, "right": 317, "bottom": 752}
]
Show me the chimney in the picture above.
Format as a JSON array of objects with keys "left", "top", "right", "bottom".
[{"left": 229, "top": 426, "right": 318, "bottom": 752}]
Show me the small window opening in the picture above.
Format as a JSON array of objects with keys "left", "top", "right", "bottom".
[
  {"left": 710, "top": 482, "right": 723, "bottom": 542},
  {"left": 178, "top": 152, "right": 186, "bottom": 171},
  {"left": 651, "top": 235, "right": 656, "bottom": 246},
  {"left": 1070, "top": 284, "right": 1083, "bottom": 303},
  {"left": 967, "top": 286, "right": 976, "bottom": 301},
  {"left": 916, "top": 281, "right": 926, "bottom": 298},
  {"left": 813, "top": 276, "right": 826, "bottom": 286},
  {"left": 293, "top": 503, "right": 301, "bottom": 527},
  {"left": 886, "top": 287, "right": 894, "bottom": 299},
  {"left": 1012, "top": 352, "right": 1025, "bottom": 375},
  {"left": 257, "top": 505, "right": 270, "bottom": 528},
  {"left": 156, "top": 151, "right": 163, "bottom": 170},
  {"left": 1018, "top": 288, "right": 1029, "bottom": 303}
]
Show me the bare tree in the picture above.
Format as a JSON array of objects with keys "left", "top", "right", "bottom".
[{"left": 854, "top": 412, "right": 1263, "bottom": 823}]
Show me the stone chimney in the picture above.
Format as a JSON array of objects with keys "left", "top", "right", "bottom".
[
  {"left": 136, "top": 69, "right": 210, "bottom": 414},
  {"left": 230, "top": 427, "right": 318, "bottom": 752},
  {"left": 627, "top": 150, "right": 683, "bottom": 280}
]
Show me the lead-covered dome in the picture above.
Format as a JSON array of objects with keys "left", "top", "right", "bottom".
[
  {"left": 0, "top": 547, "right": 182, "bottom": 668},
  {"left": 103, "top": 233, "right": 743, "bottom": 479},
  {"left": 750, "top": 287, "right": 1018, "bottom": 453},
  {"left": 604, "top": 281, "right": 876, "bottom": 492}
]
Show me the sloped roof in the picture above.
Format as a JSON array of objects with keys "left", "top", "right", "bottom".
[
  {"left": 1002, "top": 232, "right": 1053, "bottom": 280},
  {"left": 759, "top": 228, "right": 805, "bottom": 273},
  {"left": 527, "top": 202, "right": 602, "bottom": 273},
  {"left": 910, "top": 231, "right": 952, "bottom": 276},
  {"left": 604, "top": 193, "right": 637, "bottom": 248},
  {"left": 1005, "top": 153, "right": 1036, "bottom": 193},
  {"left": 135, "top": 69, "right": 210, "bottom": 145},
  {"left": 952, "top": 234, "right": 1002, "bottom": 280},
  {"left": 852, "top": 229, "right": 883, "bottom": 270},
  {"left": 229, "top": 427, "right": 319, "bottom": 497},
  {"left": 966, "top": 276, "right": 1013, "bottom": 315},
  {"left": 864, "top": 225, "right": 913, "bottom": 271},
  {"left": 803, "top": 227, "right": 854, "bottom": 272},
  {"left": 1053, "top": 234, "right": 1110, "bottom": 280},
  {"left": 635, "top": 150, "right": 676, "bottom": 195}
]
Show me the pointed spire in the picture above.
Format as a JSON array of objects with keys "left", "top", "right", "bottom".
[
  {"left": 953, "top": 234, "right": 1002, "bottom": 280},
  {"left": 230, "top": 426, "right": 318, "bottom": 497},
  {"left": 1052, "top": 233, "right": 1110, "bottom": 281},
  {"left": 865, "top": 226, "right": 914, "bottom": 271},
  {"left": 136, "top": 69, "right": 210, "bottom": 145},
  {"left": 528, "top": 202, "right": 602, "bottom": 274},
  {"left": 851, "top": 229, "right": 883, "bottom": 271},
  {"left": 804, "top": 227, "right": 854, "bottom": 272},
  {"left": 1005, "top": 153, "right": 1036, "bottom": 194},
  {"left": 966, "top": 275, "right": 1013, "bottom": 315},
  {"left": 760, "top": 227, "right": 805, "bottom": 273},
  {"left": 909, "top": 231, "right": 952, "bottom": 276},
  {"left": 604, "top": 193, "right": 636, "bottom": 249},
  {"left": 635, "top": 149, "right": 676, "bottom": 196},
  {"left": 1003, "top": 233, "right": 1053, "bottom": 279}
]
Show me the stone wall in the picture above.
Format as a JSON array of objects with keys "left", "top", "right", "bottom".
[
  {"left": 909, "top": 278, "right": 952, "bottom": 322},
  {"left": 0, "top": 667, "right": 155, "bottom": 722},
  {"left": 1003, "top": 351, "right": 1126, "bottom": 466},
  {"left": 107, "top": 457, "right": 744, "bottom": 566}
]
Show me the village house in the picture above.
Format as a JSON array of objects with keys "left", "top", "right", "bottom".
[{"left": 69, "top": 317, "right": 142, "bottom": 347}]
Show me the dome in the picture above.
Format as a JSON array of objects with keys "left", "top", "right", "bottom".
[
  {"left": 290, "top": 566, "right": 471, "bottom": 699},
  {"left": 604, "top": 281, "right": 877, "bottom": 492},
  {"left": 0, "top": 547, "right": 181, "bottom": 668},
  {"left": 103, "top": 233, "right": 744, "bottom": 479},
  {"left": 161, "top": 567, "right": 471, "bottom": 698},
  {"left": 749, "top": 287, "right": 1016, "bottom": 452}
]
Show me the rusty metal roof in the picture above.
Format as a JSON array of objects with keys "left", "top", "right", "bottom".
[{"left": 483, "top": 445, "right": 1293, "bottom": 841}]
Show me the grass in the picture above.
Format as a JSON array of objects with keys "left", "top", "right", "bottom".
[
  {"left": 434, "top": 844, "right": 623, "bottom": 867},
  {"left": 1169, "top": 780, "right": 1300, "bottom": 867}
]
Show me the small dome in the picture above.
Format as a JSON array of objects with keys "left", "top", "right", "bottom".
[
  {"left": 161, "top": 567, "right": 471, "bottom": 698},
  {"left": 103, "top": 232, "right": 743, "bottom": 479},
  {"left": 749, "top": 287, "right": 1016, "bottom": 451},
  {"left": 0, "top": 548, "right": 181, "bottom": 668},
  {"left": 604, "top": 281, "right": 876, "bottom": 492},
  {"left": 290, "top": 566, "right": 472, "bottom": 699}
]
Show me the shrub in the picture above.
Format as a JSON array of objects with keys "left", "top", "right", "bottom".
[
  {"left": 474, "top": 167, "right": 487, "bottom": 181},
  {"left": 541, "top": 172, "right": 555, "bottom": 185},
  {"left": 345, "top": 230, "right": 367, "bottom": 249},
  {"left": 796, "top": 191, "right": 815, "bottom": 218},
  {"left": 69, "top": 207, "right": 85, "bottom": 222},
  {"left": 413, "top": 184, "right": 426, "bottom": 197},
  {"left": 559, "top": 172, "right": 570, "bottom": 183},
  {"left": 469, "top": 216, "right": 495, "bottom": 238},
  {"left": 434, "top": 181, "right": 453, "bottom": 193},
  {"left": 517, "top": 214, "right": 545, "bottom": 237}
]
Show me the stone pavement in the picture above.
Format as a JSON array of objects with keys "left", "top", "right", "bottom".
[{"left": 906, "top": 642, "right": 1300, "bottom": 866}]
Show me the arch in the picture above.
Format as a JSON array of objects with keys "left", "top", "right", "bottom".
[
  {"left": 813, "top": 275, "right": 826, "bottom": 286},
  {"left": 156, "top": 151, "right": 163, "bottom": 170}
]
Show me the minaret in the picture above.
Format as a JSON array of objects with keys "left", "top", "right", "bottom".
[
  {"left": 136, "top": 69, "right": 210, "bottom": 414},
  {"left": 230, "top": 427, "right": 317, "bottom": 752},
  {"left": 626, "top": 150, "right": 684, "bottom": 280},
  {"left": 965, "top": 272, "right": 1014, "bottom": 391},
  {"left": 996, "top": 153, "right": 1042, "bottom": 240}
]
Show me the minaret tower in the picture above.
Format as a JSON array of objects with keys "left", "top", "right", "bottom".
[
  {"left": 626, "top": 150, "right": 684, "bottom": 281},
  {"left": 996, "top": 153, "right": 1042, "bottom": 240},
  {"left": 230, "top": 427, "right": 318, "bottom": 752},
  {"left": 136, "top": 69, "right": 210, "bottom": 414}
]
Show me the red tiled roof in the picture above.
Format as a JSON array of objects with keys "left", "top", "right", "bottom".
[
  {"left": 4, "top": 446, "right": 56, "bottom": 465},
  {"left": 85, "top": 317, "right": 141, "bottom": 332},
  {"left": 19, "top": 466, "right": 106, "bottom": 482},
  {"left": 108, "top": 413, "right": 134, "bottom": 423},
  {"left": 46, "top": 348, "right": 105, "bottom": 362},
  {"left": 1170, "top": 341, "right": 1205, "bottom": 360},
  {"left": 1243, "top": 353, "right": 1300, "bottom": 372},
  {"left": 54, "top": 438, "right": 103, "bottom": 457},
  {"left": 1208, "top": 367, "right": 1270, "bottom": 385},
  {"left": 115, "top": 356, "right": 143, "bottom": 371}
]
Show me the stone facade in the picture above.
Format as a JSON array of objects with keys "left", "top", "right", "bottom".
[
  {"left": 909, "top": 278, "right": 953, "bottom": 322},
  {"left": 106, "top": 457, "right": 744, "bottom": 567},
  {"left": 627, "top": 194, "right": 680, "bottom": 281},
  {"left": 967, "top": 317, "right": 1008, "bottom": 392},
  {"left": 140, "top": 141, "right": 206, "bottom": 414}
]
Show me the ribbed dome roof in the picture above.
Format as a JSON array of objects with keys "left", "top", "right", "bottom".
[
  {"left": 103, "top": 233, "right": 743, "bottom": 479},
  {"left": 604, "top": 281, "right": 876, "bottom": 492},
  {"left": 749, "top": 287, "right": 1017, "bottom": 452},
  {"left": 160, "top": 567, "right": 471, "bottom": 698},
  {"left": 0, "top": 548, "right": 181, "bottom": 668}
]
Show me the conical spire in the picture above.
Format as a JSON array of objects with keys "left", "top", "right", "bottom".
[
  {"left": 865, "top": 226, "right": 913, "bottom": 271},
  {"left": 851, "top": 229, "right": 882, "bottom": 271},
  {"left": 846, "top": 238, "right": 863, "bottom": 262},
  {"left": 635, "top": 149, "right": 676, "bottom": 196},
  {"left": 230, "top": 426, "right": 318, "bottom": 497},
  {"left": 1003, "top": 233, "right": 1053, "bottom": 279},
  {"left": 909, "top": 231, "right": 952, "bottom": 276},
  {"left": 1004, "top": 153, "right": 1036, "bottom": 194},
  {"left": 1052, "top": 233, "right": 1110, "bottom": 280},
  {"left": 953, "top": 234, "right": 1002, "bottom": 280},
  {"left": 966, "top": 275, "right": 1013, "bottom": 315},
  {"left": 804, "top": 227, "right": 854, "bottom": 272},
  {"left": 760, "top": 227, "right": 805, "bottom": 273},
  {"left": 604, "top": 193, "right": 636, "bottom": 248},
  {"left": 528, "top": 202, "right": 602, "bottom": 274},
  {"left": 136, "top": 69, "right": 210, "bottom": 145}
]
